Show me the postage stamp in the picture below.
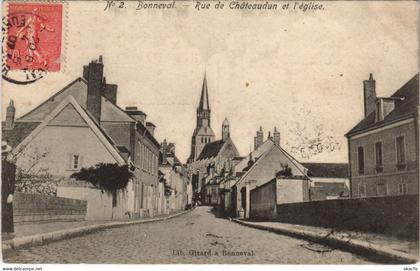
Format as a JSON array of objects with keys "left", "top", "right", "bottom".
[{"left": 2, "top": 2, "right": 62, "bottom": 84}]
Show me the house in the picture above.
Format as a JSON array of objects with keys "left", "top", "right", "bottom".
[
  {"left": 159, "top": 139, "right": 191, "bottom": 213},
  {"left": 186, "top": 75, "right": 240, "bottom": 204},
  {"left": 231, "top": 127, "right": 309, "bottom": 218},
  {"left": 345, "top": 73, "right": 419, "bottom": 198},
  {"left": 3, "top": 56, "right": 163, "bottom": 219},
  {"left": 302, "top": 163, "right": 350, "bottom": 200}
]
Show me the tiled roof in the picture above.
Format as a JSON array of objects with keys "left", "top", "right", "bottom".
[
  {"left": 197, "top": 139, "right": 224, "bottom": 160},
  {"left": 2, "top": 122, "right": 41, "bottom": 148},
  {"left": 302, "top": 163, "right": 348, "bottom": 178},
  {"left": 346, "top": 74, "right": 419, "bottom": 136}
]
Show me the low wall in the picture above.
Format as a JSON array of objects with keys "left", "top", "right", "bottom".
[
  {"left": 250, "top": 180, "right": 277, "bottom": 220},
  {"left": 13, "top": 192, "right": 87, "bottom": 224},
  {"left": 275, "top": 195, "right": 419, "bottom": 239},
  {"left": 57, "top": 184, "right": 129, "bottom": 221}
]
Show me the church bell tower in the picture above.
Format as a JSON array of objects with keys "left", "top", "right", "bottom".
[{"left": 188, "top": 73, "right": 216, "bottom": 162}]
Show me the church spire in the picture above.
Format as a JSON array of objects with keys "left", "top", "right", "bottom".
[{"left": 198, "top": 72, "right": 210, "bottom": 111}]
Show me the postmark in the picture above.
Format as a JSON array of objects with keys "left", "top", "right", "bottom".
[{"left": 2, "top": 2, "right": 63, "bottom": 84}]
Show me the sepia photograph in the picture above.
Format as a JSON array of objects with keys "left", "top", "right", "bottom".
[{"left": 0, "top": 0, "right": 419, "bottom": 269}]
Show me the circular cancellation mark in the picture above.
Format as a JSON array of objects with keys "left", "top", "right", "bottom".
[{"left": 2, "top": 12, "right": 49, "bottom": 85}]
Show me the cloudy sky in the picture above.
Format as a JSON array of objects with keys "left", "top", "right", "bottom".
[{"left": 2, "top": 1, "right": 418, "bottom": 163}]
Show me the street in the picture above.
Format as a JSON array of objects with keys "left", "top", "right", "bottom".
[{"left": 4, "top": 206, "right": 373, "bottom": 264}]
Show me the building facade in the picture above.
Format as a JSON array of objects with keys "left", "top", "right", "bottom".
[
  {"left": 3, "top": 56, "right": 163, "bottom": 219},
  {"left": 346, "top": 74, "right": 419, "bottom": 198},
  {"left": 230, "top": 128, "right": 309, "bottom": 218},
  {"left": 159, "top": 139, "right": 191, "bottom": 213},
  {"left": 187, "top": 75, "right": 240, "bottom": 204}
]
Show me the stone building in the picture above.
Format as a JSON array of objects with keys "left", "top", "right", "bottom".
[
  {"left": 159, "top": 139, "right": 191, "bottom": 213},
  {"left": 345, "top": 73, "right": 419, "bottom": 198},
  {"left": 187, "top": 75, "right": 240, "bottom": 204},
  {"left": 229, "top": 127, "right": 309, "bottom": 218},
  {"left": 3, "top": 56, "right": 163, "bottom": 219}
]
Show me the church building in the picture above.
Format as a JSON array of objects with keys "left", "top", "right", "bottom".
[{"left": 187, "top": 74, "right": 240, "bottom": 203}]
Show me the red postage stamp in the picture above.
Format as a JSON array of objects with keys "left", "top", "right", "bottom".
[{"left": 5, "top": 3, "right": 63, "bottom": 73}]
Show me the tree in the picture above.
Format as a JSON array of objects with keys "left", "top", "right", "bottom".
[
  {"left": 70, "top": 163, "right": 133, "bottom": 206},
  {"left": 276, "top": 163, "right": 293, "bottom": 178},
  {"left": 13, "top": 149, "right": 58, "bottom": 196}
]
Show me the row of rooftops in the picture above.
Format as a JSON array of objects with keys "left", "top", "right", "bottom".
[{"left": 2, "top": 56, "right": 162, "bottom": 163}]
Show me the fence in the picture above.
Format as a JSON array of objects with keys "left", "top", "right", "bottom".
[{"left": 13, "top": 192, "right": 87, "bottom": 224}]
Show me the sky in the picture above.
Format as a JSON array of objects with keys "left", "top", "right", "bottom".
[{"left": 2, "top": 1, "right": 418, "bottom": 164}]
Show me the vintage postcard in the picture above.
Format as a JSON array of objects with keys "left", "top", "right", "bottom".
[{"left": 0, "top": 0, "right": 418, "bottom": 269}]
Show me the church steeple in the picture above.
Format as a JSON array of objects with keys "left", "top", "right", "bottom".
[
  {"left": 188, "top": 73, "right": 216, "bottom": 163},
  {"left": 198, "top": 73, "right": 210, "bottom": 111},
  {"left": 196, "top": 73, "right": 211, "bottom": 128}
]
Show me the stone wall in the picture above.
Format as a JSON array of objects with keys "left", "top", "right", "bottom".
[
  {"left": 275, "top": 195, "right": 418, "bottom": 239},
  {"left": 13, "top": 192, "right": 87, "bottom": 224}
]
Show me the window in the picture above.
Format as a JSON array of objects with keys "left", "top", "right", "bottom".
[
  {"left": 398, "top": 183, "right": 408, "bottom": 195},
  {"left": 376, "top": 183, "right": 387, "bottom": 197},
  {"left": 358, "top": 183, "right": 366, "bottom": 197},
  {"left": 396, "top": 136, "right": 406, "bottom": 169},
  {"left": 375, "top": 141, "right": 383, "bottom": 173},
  {"left": 357, "top": 146, "right": 364, "bottom": 175},
  {"left": 70, "top": 154, "right": 81, "bottom": 170}
]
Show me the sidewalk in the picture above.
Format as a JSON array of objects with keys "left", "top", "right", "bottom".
[
  {"left": 2, "top": 209, "right": 191, "bottom": 254},
  {"left": 231, "top": 218, "right": 419, "bottom": 264}
]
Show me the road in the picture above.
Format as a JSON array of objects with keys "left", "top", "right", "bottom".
[{"left": 4, "top": 206, "right": 373, "bottom": 264}]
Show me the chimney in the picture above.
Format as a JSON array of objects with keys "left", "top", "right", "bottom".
[
  {"left": 273, "top": 127, "right": 280, "bottom": 146},
  {"left": 168, "top": 143, "right": 175, "bottom": 155},
  {"left": 146, "top": 122, "right": 156, "bottom": 136},
  {"left": 167, "top": 143, "right": 175, "bottom": 165},
  {"left": 254, "top": 126, "right": 263, "bottom": 150},
  {"left": 268, "top": 131, "right": 272, "bottom": 140},
  {"left": 161, "top": 139, "right": 168, "bottom": 164},
  {"left": 363, "top": 73, "right": 376, "bottom": 117},
  {"left": 5, "top": 99, "right": 15, "bottom": 129},
  {"left": 125, "top": 106, "right": 147, "bottom": 124},
  {"left": 103, "top": 77, "right": 118, "bottom": 104},
  {"left": 86, "top": 56, "right": 104, "bottom": 122}
]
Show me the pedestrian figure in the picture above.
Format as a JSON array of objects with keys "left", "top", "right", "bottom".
[{"left": 2, "top": 141, "right": 16, "bottom": 240}]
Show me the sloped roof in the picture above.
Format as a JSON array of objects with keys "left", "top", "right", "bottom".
[
  {"left": 234, "top": 139, "right": 274, "bottom": 172},
  {"left": 2, "top": 122, "right": 41, "bottom": 148},
  {"left": 346, "top": 74, "right": 419, "bottom": 137},
  {"left": 197, "top": 139, "right": 225, "bottom": 160},
  {"left": 11, "top": 96, "right": 126, "bottom": 165},
  {"left": 302, "top": 163, "right": 348, "bottom": 178},
  {"left": 234, "top": 144, "right": 309, "bottom": 187},
  {"left": 18, "top": 77, "right": 88, "bottom": 121}
]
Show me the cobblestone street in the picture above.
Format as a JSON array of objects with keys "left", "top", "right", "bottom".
[{"left": 4, "top": 207, "right": 373, "bottom": 264}]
